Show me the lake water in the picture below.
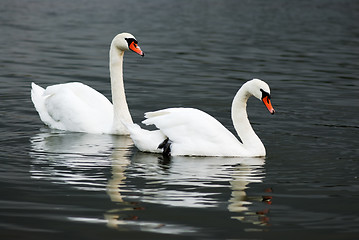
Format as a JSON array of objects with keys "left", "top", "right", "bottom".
[{"left": 1, "top": 0, "right": 359, "bottom": 239}]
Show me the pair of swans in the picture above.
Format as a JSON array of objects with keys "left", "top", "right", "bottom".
[{"left": 31, "top": 33, "right": 275, "bottom": 157}]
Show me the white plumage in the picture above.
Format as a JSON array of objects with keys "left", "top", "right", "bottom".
[
  {"left": 126, "top": 79, "right": 275, "bottom": 157},
  {"left": 31, "top": 82, "right": 114, "bottom": 133},
  {"left": 31, "top": 32, "right": 144, "bottom": 135}
]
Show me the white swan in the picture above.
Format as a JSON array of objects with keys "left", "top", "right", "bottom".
[
  {"left": 31, "top": 32, "right": 144, "bottom": 135},
  {"left": 125, "top": 79, "right": 275, "bottom": 157}
]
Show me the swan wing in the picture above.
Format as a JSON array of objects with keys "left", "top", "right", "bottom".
[
  {"left": 142, "top": 108, "right": 245, "bottom": 156},
  {"left": 124, "top": 123, "right": 166, "bottom": 153},
  {"left": 31, "top": 82, "right": 113, "bottom": 134}
]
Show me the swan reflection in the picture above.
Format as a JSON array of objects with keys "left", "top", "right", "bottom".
[
  {"left": 29, "top": 131, "right": 271, "bottom": 233},
  {"left": 130, "top": 153, "right": 271, "bottom": 227},
  {"left": 29, "top": 131, "right": 196, "bottom": 234},
  {"left": 30, "top": 131, "right": 120, "bottom": 190}
]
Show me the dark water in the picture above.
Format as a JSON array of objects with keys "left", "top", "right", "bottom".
[{"left": 1, "top": 0, "right": 359, "bottom": 239}]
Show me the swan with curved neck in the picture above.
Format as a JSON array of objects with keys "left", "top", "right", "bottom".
[
  {"left": 31, "top": 32, "right": 144, "bottom": 135},
  {"left": 125, "top": 79, "right": 275, "bottom": 157}
]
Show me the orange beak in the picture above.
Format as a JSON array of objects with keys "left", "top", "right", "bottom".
[
  {"left": 262, "top": 96, "right": 275, "bottom": 114},
  {"left": 129, "top": 41, "right": 144, "bottom": 56}
]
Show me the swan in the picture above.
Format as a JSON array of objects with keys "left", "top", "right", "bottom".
[
  {"left": 31, "top": 32, "right": 144, "bottom": 135},
  {"left": 125, "top": 79, "right": 275, "bottom": 157}
]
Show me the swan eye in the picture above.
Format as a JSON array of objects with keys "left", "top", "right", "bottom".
[
  {"left": 260, "top": 89, "right": 271, "bottom": 102},
  {"left": 125, "top": 38, "right": 138, "bottom": 46}
]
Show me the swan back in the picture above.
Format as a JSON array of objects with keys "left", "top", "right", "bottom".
[
  {"left": 33, "top": 82, "right": 114, "bottom": 133},
  {"left": 142, "top": 108, "right": 247, "bottom": 156}
]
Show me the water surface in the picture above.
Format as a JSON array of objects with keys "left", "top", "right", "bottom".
[{"left": 0, "top": 0, "right": 358, "bottom": 239}]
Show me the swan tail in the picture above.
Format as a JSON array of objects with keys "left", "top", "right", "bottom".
[
  {"left": 31, "top": 83, "right": 55, "bottom": 126},
  {"left": 142, "top": 109, "right": 175, "bottom": 127},
  {"left": 121, "top": 120, "right": 166, "bottom": 153},
  {"left": 144, "top": 109, "right": 170, "bottom": 119},
  {"left": 31, "top": 82, "right": 45, "bottom": 106}
]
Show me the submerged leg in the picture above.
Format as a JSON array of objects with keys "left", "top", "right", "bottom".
[{"left": 158, "top": 138, "right": 171, "bottom": 158}]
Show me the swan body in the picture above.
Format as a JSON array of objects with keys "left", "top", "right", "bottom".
[
  {"left": 126, "top": 79, "right": 275, "bottom": 157},
  {"left": 31, "top": 32, "right": 144, "bottom": 135}
]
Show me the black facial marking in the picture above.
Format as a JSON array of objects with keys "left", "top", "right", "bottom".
[
  {"left": 260, "top": 89, "right": 271, "bottom": 99},
  {"left": 125, "top": 38, "right": 138, "bottom": 46},
  {"left": 260, "top": 89, "right": 271, "bottom": 104}
]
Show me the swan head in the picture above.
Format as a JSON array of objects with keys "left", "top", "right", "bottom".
[
  {"left": 112, "top": 32, "right": 144, "bottom": 56},
  {"left": 246, "top": 79, "right": 275, "bottom": 114}
]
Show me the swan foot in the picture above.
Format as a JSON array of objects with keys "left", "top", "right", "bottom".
[{"left": 158, "top": 138, "right": 171, "bottom": 158}]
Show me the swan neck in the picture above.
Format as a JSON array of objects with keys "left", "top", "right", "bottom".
[
  {"left": 110, "top": 45, "right": 133, "bottom": 134},
  {"left": 231, "top": 87, "right": 265, "bottom": 156}
]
